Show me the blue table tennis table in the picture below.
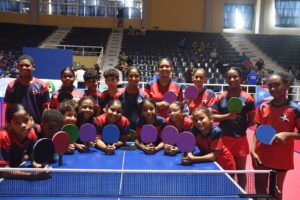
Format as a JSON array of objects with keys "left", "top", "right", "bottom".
[{"left": 0, "top": 146, "right": 248, "bottom": 199}]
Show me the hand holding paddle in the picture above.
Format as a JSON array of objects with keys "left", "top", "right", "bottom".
[
  {"left": 79, "top": 123, "right": 97, "bottom": 152},
  {"left": 176, "top": 131, "right": 196, "bottom": 165},
  {"left": 52, "top": 131, "right": 70, "bottom": 166},
  {"left": 102, "top": 124, "right": 120, "bottom": 154},
  {"left": 140, "top": 124, "right": 158, "bottom": 154},
  {"left": 161, "top": 125, "right": 179, "bottom": 156}
]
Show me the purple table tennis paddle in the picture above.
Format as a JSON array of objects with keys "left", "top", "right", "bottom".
[
  {"left": 140, "top": 124, "right": 158, "bottom": 144},
  {"left": 163, "top": 91, "right": 177, "bottom": 104},
  {"left": 161, "top": 125, "right": 179, "bottom": 145},
  {"left": 185, "top": 86, "right": 199, "bottom": 100},
  {"left": 177, "top": 131, "right": 196, "bottom": 165},
  {"left": 79, "top": 123, "right": 97, "bottom": 151}
]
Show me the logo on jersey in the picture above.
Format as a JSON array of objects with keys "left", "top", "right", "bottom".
[{"left": 279, "top": 114, "right": 289, "bottom": 122}]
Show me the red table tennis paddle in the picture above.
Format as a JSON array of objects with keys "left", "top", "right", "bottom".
[
  {"left": 140, "top": 124, "right": 158, "bottom": 145},
  {"left": 256, "top": 125, "right": 277, "bottom": 145},
  {"left": 33, "top": 138, "right": 55, "bottom": 166},
  {"left": 163, "top": 91, "right": 177, "bottom": 104},
  {"left": 62, "top": 124, "right": 79, "bottom": 143},
  {"left": 79, "top": 123, "right": 97, "bottom": 151},
  {"left": 184, "top": 86, "right": 199, "bottom": 100},
  {"left": 227, "top": 97, "right": 243, "bottom": 113},
  {"left": 161, "top": 125, "right": 179, "bottom": 145},
  {"left": 52, "top": 131, "right": 70, "bottom": 166},
  {"left": 176, "top": 131, "right": 196, "bottom": 165}
]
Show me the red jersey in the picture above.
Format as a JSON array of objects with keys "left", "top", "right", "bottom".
[
  {"left": 166, "top": 116, "right": 193, "bottom": 132},
  {"left": 95, "top": 113, "right": 130, "bottom": 142},
  {"left": 0, "top": 128, "right": 37, "bottom": 167},
  {"left": 191, "top": 125, "right": 235, "bottom": 170},
  {"left": 145, "top": 79, "right": 183, "bottom": 118},
  {"left": 255, "top": 100, "right": 300, "bottom": 170},
  {"left": 188, "top": 88, "right": 216, "bottom": 114}
]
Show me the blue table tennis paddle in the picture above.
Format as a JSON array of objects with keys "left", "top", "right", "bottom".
[
  {"left": 163, "top": 91, "right": 177, "bottom": 104},
  {"left": 102, "top": 124, "right": 120, "bottom": 144},
  {"left": 227, "top": 97, "right": 243, "bottom": 113},
  {"left": 256, "top": 125, "right": 277, "bottom": 145},
  {"left": 161, "top": 125, "right": 179, "bottom": 145},
  {"left": 176, "top": 131, "right": 196, "bottom": 165},
  {"left": 140, "top": 124, "right": 158, "bottom": 145}
]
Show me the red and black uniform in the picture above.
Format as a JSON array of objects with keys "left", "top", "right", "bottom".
[
  {"left": 99, "top": 90, "right": 116, "bottom": 110},
  {"left": 95, "top": 113, "right": 130, "bottom": 142},
  {"left": 191, "top": 125, "right": 236, "bottom": 170},
  {"left": 4, "top": 78, "right": 50, "bottom": 124},
  {"left": 166, "top": 116, "right": 193, "bottom": 132},
  {"left": 255, "top": 100, "right": 300, "bottom": 170},
  {"left": 136, "top": 115, "right": 166, "bottom": 144},
  {"left": 115, "top": 88, "right": 149, "bottom": 129},
  {"left": 50, "top": 86, "right": 84, "bottom": 109},
  {"left": 188, "top": 88, "right": 216, "bottom": 114},
  {"left": 0, "top": 128, "right": 37, "bottom": 167},
  {"left": 145, "top": 79, "right": 183, "bottom": 118},
  {"left": 212, "top": 91, "right": 255, "bottom": 156}
]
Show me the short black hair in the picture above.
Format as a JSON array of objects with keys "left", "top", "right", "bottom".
[
  {"left": 104, "top": 68, "right": 119, "bottom": 79},
  {"left": 59, "top": 100, "right": 77, "bottom": 115},
  {"left": 84, "top": 69, "right": 99, "bottom": 81},
  {"left": 17, "top": 55, "right": 35, "bottom": 65},
  {"left": 42, "top": 109, "right": 64, "bottom": 126}
]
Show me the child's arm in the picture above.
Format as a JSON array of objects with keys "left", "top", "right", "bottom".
[
  {"left": 250, "top": 133, "right": 261, "bottom": 168},
  {"left": 182, "top": 152, "right": 217, "bottom": 165},
  {"left": 272, "top": 131, "right": 300, "bottom": 144}
]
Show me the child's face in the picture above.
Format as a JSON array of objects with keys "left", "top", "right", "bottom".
[
  {"left": 79, "top": 99, "right": 95, "bottom": 120},
  {"left": 41, "top": 121, "right": 63, "bottom": 139},
  {"left": 127, "top": 69, "right": 140, "bottom": 88},
  {"left": 9, "top": 110, "right": 33, "bottom": 139},
  {"left": 105, "top": 76, "right": 119, "bottom": 89},
  {"left": 17, "top": 59, "right": 35, "bottom": 78},
  {"left": 192, "top": 70, "right": 207, "bottom": 88},
  {"left": 61, "top": 71, "right": 75, "bottom": 88},
  {"left": 141, "top": 102, "right": 156, "bottom": 122},
  {"left": 106, "top": 103, "right": 122, "bottom": 124},
  {"left": 168, "top": 104, "right": 183, "bottom": 122},
  {"left": 63, "top": 111, "right": 77, "bottom": 125},
  {"left": 268, "top": 75, "right": 289, "bottom": 100},
  {"left": 85, "top": 78, "right": 98, "bottom": 90},
  {"left": 158, "top": 59, "right": 172, "bottom": 78},
  {"left": 192, "top": 111, "right": 212, "bottom": 135},
  {"left": 226, "top": 69, "right": 241, "bottom": 89}
]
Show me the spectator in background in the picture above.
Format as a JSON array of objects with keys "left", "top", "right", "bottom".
[
  {"left": 75, "top": 65, "right": 86, "bottom": 89},
  {"left": 140, "top": 26, "right": 146, "bottom": 36},
  {"left": 117, "top": 7, "right": 124, "bottom": 28},
  {"left": 255, "top": 58, "right": 265, "bottom": 71},
  {"left": 247, "top": 69, "right": 259, "bottom": 94},
  {"left": 128, "top": 25, "right": 135, "bottom": 36},
  {"left": 179, "top": 37, "right": 186, "bottom": 52},
  {"left": 240, "top": 52, "right": 250, "bottom": 63}
]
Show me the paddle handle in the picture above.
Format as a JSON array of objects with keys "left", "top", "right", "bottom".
[{"left": 58, "top": 153, "right": 63, "bottom": 166}]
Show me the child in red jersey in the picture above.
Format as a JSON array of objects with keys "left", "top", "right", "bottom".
[
  {"left": 165, "top": 101, "right": 193, "bottom": 156},
  {"left": 115, "top": 67, "right": 149, "bottom": 130},
  {"left": 95, "top": 100, "right": 130, "bottom": 154},
  {"left": 50, "top": 67, "right": 84, "bottom": 109},
  {"left": 144, "top": 58, "right": 184, "bottom": 118},
  {"left": 186, "top": 68, "right": 216, "bottom": 114},
  {"left": 4, "top": 55, "right": 50, "bottom": 124},
  {"left": 75, "top": 96, "right": 97, "bottom": 152},
  {"left": 99, "top": 68, "right": 120, "bottom": 113},
  {"left": 251, "top": 72, "right": 300, "bottom": 200},
  {"left": 182, "top": 107, "right": 235, "bottom": 170},
  {"left": 212, "top": 67, "right": 255, "bottom": 189},
  {"left": 0, "top": 104, "right": 50, "bottom": 179},
  {"left": 135, "top": 99, "right": 166, "bottom": 154}
]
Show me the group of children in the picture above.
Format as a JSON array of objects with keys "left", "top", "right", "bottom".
[{"left": 0, "top": 55, "right": 299, "bottom": 199}]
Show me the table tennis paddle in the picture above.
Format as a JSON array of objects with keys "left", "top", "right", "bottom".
[
  {"left": 57, "top": 91, "right": 73, "bottom": 103},
  {"left": 62, "top": 124, "right": 79, "bottom": 143},
  {"left": 140, "top": 124, "right": 158, "bottom": 145},
  {"left": 79, "top": 123, "right": 97, "bottom": 151},
  {"left": 163, "top": 91, "right": 177, "bottom": 104},
  {"left": 52, "top": 131, "right": 70, "bottom": 166},
  {"left": 227, "top": 97, "right": 243, "bottom": 113},
  {"left": 161, "top": 125, "right": 179, "bottom": 145},
  {"left": 184, "top": 85, "right": 199, "bottom": 100},
  {"left": 256, "top": 125, "right": 277, "bottom": 145},
  {"left": 33, "top": 138, "right": 55, "bottom": 166},
  {"left": 176, "top": 131, "right": 196, "bottom": 165},
  {"left": 102, "top": 124, "right": 120, "bottom": 144}
]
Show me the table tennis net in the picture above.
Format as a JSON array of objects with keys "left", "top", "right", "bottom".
[{"left": 0, "top": 168, "right": 276, "bottom": 198}]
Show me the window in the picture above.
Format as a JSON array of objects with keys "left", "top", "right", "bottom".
[
  {"left": 224, "top": 3, "right": 254, "bottom": 30},
  {"left": 0, "top": 0, "right": 31, "bottom": 13},
  {"left": 275, "top": 0, "right": 300, "bottom": 27}
]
